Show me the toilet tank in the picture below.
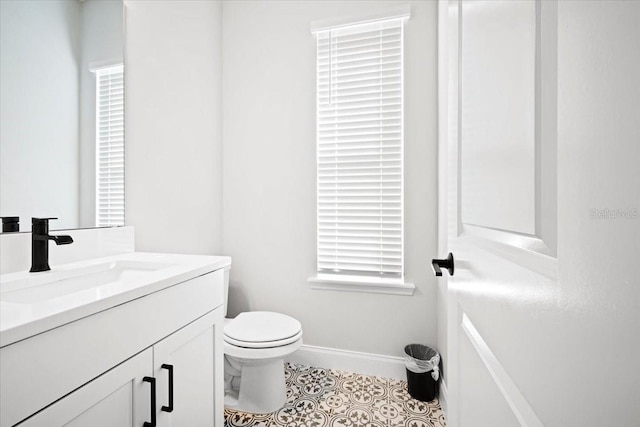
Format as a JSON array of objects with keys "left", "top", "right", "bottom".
[{"left": 222, "top": 264, "right": 231, "bottom": 317}]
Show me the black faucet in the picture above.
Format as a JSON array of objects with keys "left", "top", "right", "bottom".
[{"left": 30, "top": 218, "right": 74, "bottom": 273}]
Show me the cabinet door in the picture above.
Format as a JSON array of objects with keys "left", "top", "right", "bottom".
[
  {"left": 18, "top": 348, "right": 153, "bottom": 427},
  {"left": 153, "top": 308, "right": 223, "bottom": 427}
]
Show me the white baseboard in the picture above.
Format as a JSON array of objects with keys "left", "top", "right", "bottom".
[
  {"left": 439, "top": 379, "right": 448, "bottom": 416},
  {"left": 285, "top": 344, "right": 407, "bottom": 380}
]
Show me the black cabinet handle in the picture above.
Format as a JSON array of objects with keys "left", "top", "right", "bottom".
[
  {"left": 161, "top": 364, "right": 174, "bottom": 413},
  {"left": 432, "top": 253, "right": 454, "bottom": 276},
  {"left": 143, "top": 376, "right": 156, "bottom": 427}
]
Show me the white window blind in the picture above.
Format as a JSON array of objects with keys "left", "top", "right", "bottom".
[
  {"left": 94, "top": 64, "right": 124, "bottom": 227},
  {"left": 315, "top": 17, "right": 406, "bottom": 278}
]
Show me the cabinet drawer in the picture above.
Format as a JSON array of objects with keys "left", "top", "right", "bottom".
[{"left": 1, "top": 269, "right": 223, "bottom": 427}]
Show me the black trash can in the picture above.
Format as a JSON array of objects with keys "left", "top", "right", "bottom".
[{"left": 404, "top": 344, "right": 440, "bottom": 402}]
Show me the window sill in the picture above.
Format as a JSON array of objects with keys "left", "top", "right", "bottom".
[{"left": 307, "top": 273, "right": 415, "bottom": 296}]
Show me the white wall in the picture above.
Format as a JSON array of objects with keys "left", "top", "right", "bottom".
[
  {"left": 124, "top": 0, "right": 223, "bottom": 255},
  {"left": 79, "top": 0, "right": 124, "bottom": 228},
  {"left": 0, "top": 0, "right": 80, "bottom": 230},
  {"left": 222, "top": 1, "right": 439, "bottom": 357}
]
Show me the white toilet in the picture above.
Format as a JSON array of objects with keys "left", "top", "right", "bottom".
[{"left": 222, "top": 266, "right": 303, "bottom": 414}]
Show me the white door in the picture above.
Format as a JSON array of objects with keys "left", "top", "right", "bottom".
[
  {"left": 17, "top": 348, "right": 152, "bottom": 427},
  {"left": 438, "top": 0, "right": 640, "bottom": 426},
  {"left": 153, "top": 309, "right": 223, "bottom": 427}
]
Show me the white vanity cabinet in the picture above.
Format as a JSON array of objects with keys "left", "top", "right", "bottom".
[{"left": 1, "top": 267, "right": 226, "bottom": 427}]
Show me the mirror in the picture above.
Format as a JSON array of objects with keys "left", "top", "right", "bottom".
[{"left": 0, "top": 0, "right": 124, "bottom": 233}]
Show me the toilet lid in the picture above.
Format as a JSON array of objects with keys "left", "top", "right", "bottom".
[
  {"left": 224, "top": 311, "right": 302, "bottom": 344},
  {"left": 224, "top": 329, "right": 302, "bottom": 349}
]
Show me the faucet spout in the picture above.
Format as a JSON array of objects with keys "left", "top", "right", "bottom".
[{"left": 50, "top": 235, "right": 74, "bottom": 245}]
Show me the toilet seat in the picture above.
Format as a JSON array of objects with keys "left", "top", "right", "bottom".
[
  {"left": 224, "top": 311, "right": 302, "bottom": 349},
  {"left": 224, "top": 335, "right": 303, "bottom": 360},
  {"left": 225, "top": 329, "right": 303, "bottom": 348}
]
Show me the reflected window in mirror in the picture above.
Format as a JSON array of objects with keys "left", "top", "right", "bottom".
[{"left": 93, "top": 64, "right": 124, "bottom": 227}]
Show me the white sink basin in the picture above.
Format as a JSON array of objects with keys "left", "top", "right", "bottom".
[
  {"left": 1, "top": 260, "right": 170, "bottom": 304},
  {"left": 0, "top": 252, "right": 231, "bottom": 347}
]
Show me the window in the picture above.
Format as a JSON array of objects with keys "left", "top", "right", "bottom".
[
  {"left": 94, "top": 64, "right": 124, "bottom": 227},
  {"left": 309, "top": 13, "right": 413, "bottom": 295}
]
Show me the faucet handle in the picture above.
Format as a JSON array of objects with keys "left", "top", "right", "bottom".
[
  {"left": 1, "top": 216, "right": 20, "bottom": 233},
  {"left": 31, "top": 217, "right": 58, "bottom": 234},
  {"left": 32, "top": 217, "right": 58, "bottom": 224}
]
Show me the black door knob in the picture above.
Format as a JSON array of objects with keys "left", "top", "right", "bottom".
[{"left": 431, "top": 253, "right": 454, "bottom": 276}]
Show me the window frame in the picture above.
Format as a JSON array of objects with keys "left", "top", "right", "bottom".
[{"left": 308, "top": 11, "right": 414, "bottom": 296}]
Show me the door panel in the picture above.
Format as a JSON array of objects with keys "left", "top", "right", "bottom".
[
  {"left": 456, "top": 0, "right": 558, "bottom": 258},
  {"left": 459, "top": 330, "right": 520, "bottom": 427},
  {"left": 461, "top": 0, "right": 536, "bottom": 235},
  {"left": 18, "top": 348, "right": 151, "bottom": 427},
  {"left": 65, "top": 384, "right": 133, "bottom": 427},
  {"left": 153, "top": 309, "right": 222, "bottom": 427}
]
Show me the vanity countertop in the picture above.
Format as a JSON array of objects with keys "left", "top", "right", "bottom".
[{"left": 0, "top": 252, "right": 231, "bottom": 347}]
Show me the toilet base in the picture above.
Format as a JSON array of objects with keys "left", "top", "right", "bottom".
[{"left": 224, "top": 357, "right": 287, "bottom": 414}]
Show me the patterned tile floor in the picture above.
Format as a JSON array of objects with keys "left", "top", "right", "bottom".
[{"left": 224, "top": 363, "right": 446, "bottom": 427}]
